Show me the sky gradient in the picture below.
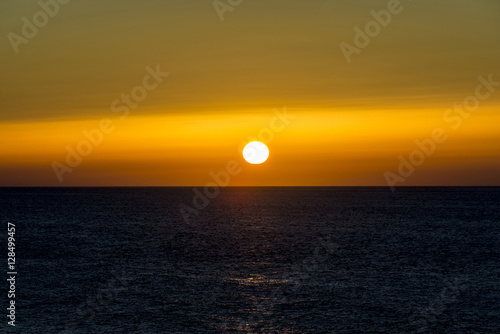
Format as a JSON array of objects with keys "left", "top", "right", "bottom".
[{"left": 1, "top": 0, "right": 499, "bottom": 186}]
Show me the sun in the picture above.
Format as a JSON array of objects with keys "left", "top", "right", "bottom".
[{"left": 243, "top": 141, "right": 269, "bottom": 164}]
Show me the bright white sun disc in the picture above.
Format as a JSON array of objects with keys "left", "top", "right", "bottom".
[{"left": 243, "top": 141, "right": 269, "bottom": 164}]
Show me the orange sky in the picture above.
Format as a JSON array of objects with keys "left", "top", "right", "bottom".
[{"left": 0, "top": 0, "right": 499, "bottom": 186}]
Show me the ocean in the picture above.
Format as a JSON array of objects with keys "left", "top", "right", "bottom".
[{"left": 1, "top": 187, "right": 499, "bottom": 333}]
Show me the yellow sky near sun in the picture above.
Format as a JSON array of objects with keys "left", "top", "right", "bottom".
[{"left": 2, "top": 106, "right": 499, "bottom": 186}]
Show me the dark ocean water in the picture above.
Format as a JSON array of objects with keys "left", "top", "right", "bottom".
[{"left": 0, "top": 187, "right": 499, "bottom": 333}]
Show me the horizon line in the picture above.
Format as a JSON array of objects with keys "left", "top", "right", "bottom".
[{"left": 1, "top": 186, "right": 499, "bottom": 188}]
